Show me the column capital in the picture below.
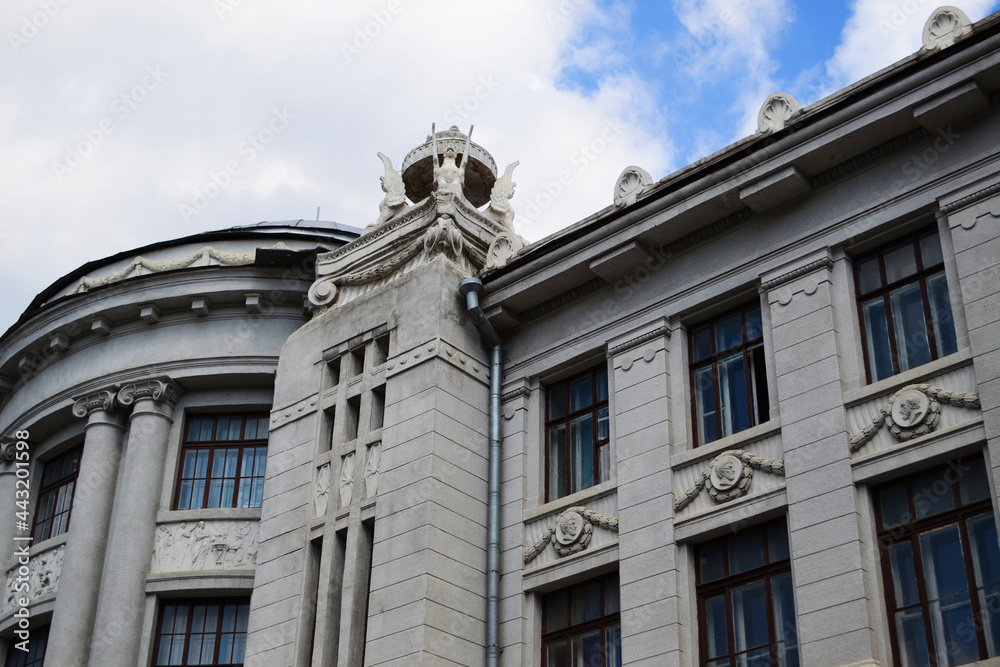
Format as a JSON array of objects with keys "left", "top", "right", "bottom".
[
  {"left": 72, "top": 386, "right": 119, "bottom": 419},
  {"left": 117, "top": 377, "right": 181, "bottom": 409}
]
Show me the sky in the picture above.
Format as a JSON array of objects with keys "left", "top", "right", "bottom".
[{"left": 1, "top": 0, "right": 998, "bottom": 333}]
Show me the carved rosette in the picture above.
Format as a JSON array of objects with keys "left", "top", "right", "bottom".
[
  {"left": 849, "top": 384, "right": 979, "bottom": 452},
  {"left": 339, "top": 453, "right": 355, "bottom": 508},
  {"left": 117, "top": 378, "right": 180, "bottom": 408},
  {"left": 923, "top": 6, "right": 972, "bottom": 51},
  {"left": 757, "top": 93, "right": 801, "bottom": 134},
  {"left": 72, "top": 387, "right": 119, "bottom": 418},
  {"left": 364, "top": 443, "right": 381, "bottom": 498},
  {"left": 484, "top": 231, "right": 525, "bottom": 271},
  {"left": 315, "top": 463, "right": 332, "bottom": 517},
  {"left": 523, "top": 506, "right": 619, "bottom": 564},
  {"left": 613, "top": 166, "right": 654, "bottom": 208},
  {"left": 674, "top": 450, "right": 785, "bottom": 512}
]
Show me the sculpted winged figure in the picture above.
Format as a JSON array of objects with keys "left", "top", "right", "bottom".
[
  {"left": 375, "top": 151, "right": 409, "bottom": 225},
  {"left": 486, "top": 161, "right": 519, "bottom": 229}
]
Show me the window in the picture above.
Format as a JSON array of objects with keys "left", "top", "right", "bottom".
[
  {"left": 542, "top": 573, "right": 621, "bottom": 667},
  {"left": 874, "top": 456, "right": 1000, "bottom": 666},
  {"left": 175, "top": 415, "right": 268, "bottom": 510},
  {"left": 856, "top": 227, "right": 958, "bottom": 383},
  {"left": 153, "top": 599, "right": 249, "bottom": 666},
  {"left": 546, "top": 364, "right": 610, "bottom": 501},
  {"left": 4, "top": 624, "right": 47, "bottom": 667},
  {"left": 697, "top": 520, "right": 799, "bottom": 666},
  {"left": 690, "top": 302, "right": 769, "bottom": 446},
  {"left": 31, "top": 446, "right": 82, "bottom": 542}
]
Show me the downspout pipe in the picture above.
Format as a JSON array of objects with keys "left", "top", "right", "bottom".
[{"left": 458, "top": 277, "right": 502, "bottom": 667}]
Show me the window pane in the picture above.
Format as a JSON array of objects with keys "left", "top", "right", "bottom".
[
  {"left": 748, "top": 344, "right": 769, "bottom": 427},
  {"left": 705, "top": 594, "right": 730, "bottom": 659},
  {"left": 863, "top": 297, "right": 894, "bottom": 381},
  {"left": 718, "top": 352, "right": 748, "bottom": 437},
  {"left": 545, "top": 591, "right": 568, "bottom": 632},
  {"left": 599, "top": 443, "right": 610, "bottom": 484},
  {"left": 605, "top": 578, "right": 620, "bottom": 614},
  {"left": 199, "top": 419, "right": 214, "bottom": 441},
  {"left": 732, "top": 579, "right": 770, "bottom": 652},
  {"left": 548, "top": 424, "right": 566, "bottom": 499},
  {"left": 885, "top": 241, "right": 918, "bottom": 283},
  {"left": 700, "top": 543, "right": 726, "bottom": 583},
  {"left": 767, "top": 523, "right": 790, "bottom": 563},
  {"left": 919, "top": 230, "right": 944, "bottom": 268},
  {"left": 695, "top": 365, "right": 718, "bottom": 445},
  {"left": 919, "top": 524, "right": 977, "bottom": 664},
  {"left": 597, "top": 406, "right": 609, "bottom": 442},
  {"left": 547, "top": 640, "right": 568, "bottom": 667},
  {"left": 890, "top": 541, "right": 921, "bottom": 607},
  {"left": 728, "top": 532, "right": 765, "bottom": 575},
  {"left": 895, "top": 606, "right": 931, "bottom": 667},
  {"left": 693, "top": 325, "right": 712, "bottom": 361},
  {"left": 912, "top": 471, "right": 955, "bottom": 519},
  {"left": 571, "top": 630, "right": 601, "bottom": 666},
  {"left": 926, "top": 271, "right": 957, "bottom": 359},
  {"left": 745, "top": 305, "right": 762, "bottom": 341},
  {"left": 244, "top": 418, "right": 259, "bottom": 441},
  {"left": 969, "top": 513, "right": 1000, "bottom": 655},
  {"left": 771, "top": 571, "right": 799, "bottom": 667},
  {"left": 569, "top": 414, "right": 594, "bottom": 493},
  {"left": 596, "top": 367, "right": 608, "bottom": 402},
  {"left": 571, "top": 581, "right": 601, "bottom": 624},
  {"left": 605, "top": 624, "right": 622, "bottom": 667},
  {"left": 890, "top": 282, "right": 931, "bottom": 373},
  {"left": 548, "top": 384, "right": 567, "bottom": 420},
  {"left": 569, "top": 377, "right": 592, "bottom": 412},
  {"left": 716, "top": 313, "right": 743, "bottom": 352},
  {"left": 880, "top": 484, "right": 911, "bottom": 528},
  {"left": 958, "top": 458, "right": 990, "bottom": 505},
  {"left": 858, "top": 256, "right": 882, "bottom": 294}
]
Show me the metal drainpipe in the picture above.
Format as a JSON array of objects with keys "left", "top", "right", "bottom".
[{"left": 458, "top": 277, "right": 502, "bottom": 667}]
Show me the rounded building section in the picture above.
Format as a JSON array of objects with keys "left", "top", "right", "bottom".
[{"left": 0, "top": 220, "right": 357, "bottom": 666}]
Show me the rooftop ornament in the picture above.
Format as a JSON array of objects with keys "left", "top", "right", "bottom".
[
  {"left": 757, "top": 92, "right": 801, "bottom": 134},
  {"left": 923, "top": 6, "right": 973, "bottom": 51}
]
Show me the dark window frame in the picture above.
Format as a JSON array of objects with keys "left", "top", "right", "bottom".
[
  {"left": 695, "top": 519, "right": 798, "bottom": 666},
  {"left": 544, "top": 364, "right": 610, "bottom": 502},
  {"left": 152, "top": 598, "right": 250, "bottom": 667},
  {"left": 874, "top": 456, "right": 999, "bottom": 666},
  {"left": 31, "top": 445, "right": 82, "bottom": 543},
  {"left": 689, "top": 301, "right": 770, "bottom": 447},
  {"left": 173, "top": 414, "right": 269, "bottom": 511},
  {"left": 541, "top": 572, "right": 621, "bottom": 667},
  {"left": 4, "top": 623, "right": 48, "bottom": 667},
  {"left": 854, "top": 225, "right": 957, "bottom": 383}
]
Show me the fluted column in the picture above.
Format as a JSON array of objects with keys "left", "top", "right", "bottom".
[
  {"left": 46, "top": 387, "right": 125, "bottom": 667},
  {"left": 88, "top": 378, "right": 180, "bottom": 667}
]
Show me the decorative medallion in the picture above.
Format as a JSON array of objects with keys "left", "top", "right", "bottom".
[
  {"left": 523, "top": 506, "right": 619, "bottom": 564},
  {"left": 674, "top": 449, "right": 785, "bottom": 512},
  {"left": 613, "top": 166, "right": 654, "bottom": 208},
  {"left": 757, "top": 93, "right": 801, "bottom": 134},
  {"left": 923, "top": 6, "right": 972, "bottom": 51},
  {"left": 849, "top": 383, "right": 979, "bottom": 452}
]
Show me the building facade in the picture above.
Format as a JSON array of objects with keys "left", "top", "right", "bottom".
[{"left": 3, "top": 6, "right": 1000, "bottom": 666}]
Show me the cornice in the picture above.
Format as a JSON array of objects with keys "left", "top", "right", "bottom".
[
  {"left": 606, "top": 326, "right": 671, "bottom": 358},
  {"left": 760, "top": 258, "right": 834, "bottom": 292}
]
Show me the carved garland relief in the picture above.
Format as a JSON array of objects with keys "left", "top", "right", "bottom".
[
  {"left": 849, "top": 383, "right": 980, "bottom": 452},
  {"left": 523, "top": 506, "right": 619, "bottom": 564},
  {"left": 674, "top": 450, "right": 786, "bottom": 512}
]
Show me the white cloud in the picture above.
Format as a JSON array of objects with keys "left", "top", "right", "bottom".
[
  {"left": 825, "top": 0, "right": 1000, "bottom": 93},
  {"left": 0, "top": 0, "right": 675, "bottom": 332}
]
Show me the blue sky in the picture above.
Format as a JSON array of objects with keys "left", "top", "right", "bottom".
[{"left": 0, "top": 0, "right": 998, "bottom": 333}]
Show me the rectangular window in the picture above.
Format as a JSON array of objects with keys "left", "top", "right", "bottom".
[
  {"left": 874, "top": 456, "right": 1000, "bottom": 666},
  {"left": 153, "top": 599, "right": 250, "bottom": 666},
  {"left": 175, "top": 415, "right": 268, "bottom": 510},
  {"left": 543, "top": 573, "right": 621, "bottom": 667},
  {"left": 697, "top": 519, "right": 799, "bottom": 666},
  {"left": 545, "top": 364, "right": 610, "bottom": 501},
  {"left": 690, "top": 302, "right": 770, "bottom": 446},
  {"left": 31, "top": 446, "right": 82, "bottom": 542},
  {"left": 856, "top": 227, "right": 958, "bottom": 383},
  {"left": 4, "top": 624, "right": 47, "bottom": 667}
]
